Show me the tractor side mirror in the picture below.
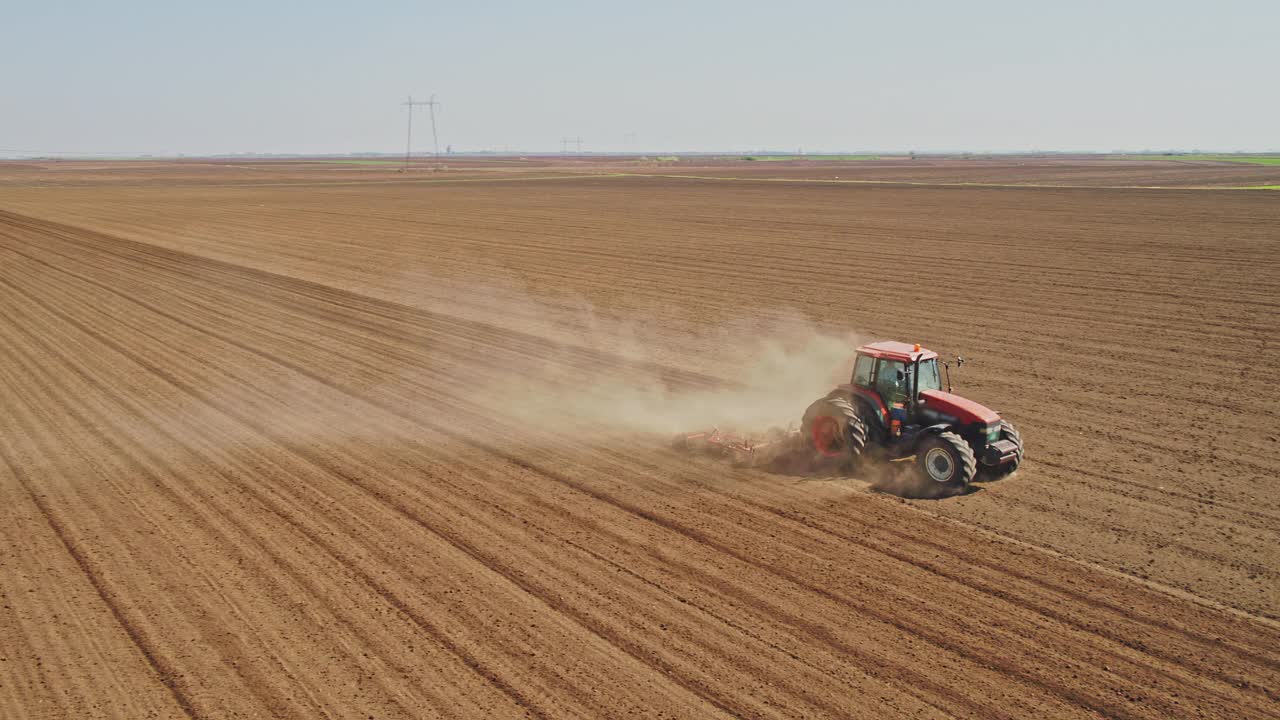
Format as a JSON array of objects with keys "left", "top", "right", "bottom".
[{"left": 895, "top": 369, "right": 905, "bottom": 383}]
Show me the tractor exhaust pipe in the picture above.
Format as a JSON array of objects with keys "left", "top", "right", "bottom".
[{"left": 943, "top": 355, "right": 964, "bottom": 392}]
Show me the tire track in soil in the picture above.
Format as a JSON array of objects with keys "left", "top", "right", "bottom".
[{"left": 0, "top": 455, "right": 203, "bottom": 719}]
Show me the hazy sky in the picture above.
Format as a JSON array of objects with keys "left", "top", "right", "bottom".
[{"left": 3, "top": 1, "right": 1276, "bottom": 155}]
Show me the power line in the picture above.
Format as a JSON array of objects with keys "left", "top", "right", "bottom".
[
  {"left": 560, "top": 136, "right": 583, "bottom": 154},
  {"left": 425, "top": 95, "right": 441, "bottom": 157},
  {"left": 401, "top": 94, "right": 441, "bottom": 170}
]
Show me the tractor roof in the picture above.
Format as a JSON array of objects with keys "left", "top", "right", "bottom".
[{"left": 857, "top": 340, "right": 938, "bottom": 363}]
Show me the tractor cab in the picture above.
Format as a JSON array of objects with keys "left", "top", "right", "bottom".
[
  {"left": 849, "top": 341, "right": 940, "bottom": 421},
  {"left": 848, "top": 341, "right": 1001, "bottom": 445}
]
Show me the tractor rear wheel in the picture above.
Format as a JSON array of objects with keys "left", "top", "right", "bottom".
[
  {"left": 800, "top": 395, "right": 868, "bottom": 470},
  {"left": 916, "top": 431, "right": 976, "bottom": 493}
]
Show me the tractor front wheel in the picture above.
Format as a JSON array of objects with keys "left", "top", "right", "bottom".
[
  {"left": 916, "top": 432, "right": 977, "bottom": 493},
  {"left": 982, "top": 419, "right": 1024, "bottom": 480}
]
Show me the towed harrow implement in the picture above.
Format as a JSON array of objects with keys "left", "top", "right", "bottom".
[{"left": 671, "top": 426, "right": 798, "bottom": 467}]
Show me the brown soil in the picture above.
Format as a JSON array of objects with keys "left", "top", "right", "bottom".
[
  {"left": 4, "top": 154, "right": 1277, "bottom": 189},
  {"left": 653, "top": 156, "right": 1280, "bottom": 187},
  {"left": 1, "top": 161, "right": 1277, "bottom": 718}
]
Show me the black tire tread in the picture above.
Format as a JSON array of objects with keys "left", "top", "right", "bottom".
[
  {"left": 801, "top": 394, "right": 868, "bottom": 463},
  {"left": 1001, "top": 420, "right": 1024, "bottom": 457},
  {"left": 935, "top": 431, "right": 978, "bottom": 487},
  {"left": 992, "top": 419, "right": 1024, "bottom": 476}
]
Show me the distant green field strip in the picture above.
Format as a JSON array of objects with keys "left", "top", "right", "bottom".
[
  {"left": 313, "top": 159, "right": 405, "bottom": 166},
  {"left": 1115, "top": 154, "right": 1280, "bottom": 166},
  {"left": 746, "top": 154, "right": 881, "bottom": 161},
  {"left": 624, "top": 172, "right": 1280, "bottom": 191},
  {"left": 1217, "top": 157, "right": 1280, "bottom": 166}
]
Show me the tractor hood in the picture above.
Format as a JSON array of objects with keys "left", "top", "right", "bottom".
[{"left": 919, "top": 389, "right": 1001, "bottom": 425}]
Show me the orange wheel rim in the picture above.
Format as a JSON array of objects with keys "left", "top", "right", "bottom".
[{"left": 812, "top": 416, "right": 842, "bottom": 457}]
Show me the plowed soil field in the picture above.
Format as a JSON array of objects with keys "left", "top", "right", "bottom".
[
  {"left": 647, "top": 156, "right": 1280, "bottom": 188},
  {"left": 1, "top": 161, "right": 1277, "bottom": 719}
]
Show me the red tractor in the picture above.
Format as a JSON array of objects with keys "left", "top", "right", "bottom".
[{"left": 801, "top": 341, "right": 1023, "bottom": 492}]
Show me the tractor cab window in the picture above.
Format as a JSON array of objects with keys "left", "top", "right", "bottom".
[
  {"left": 852, "top": 354, "right": 875, "bottom": 387},
  {"left": 916, "top": 358, "right": 942, "bottom": 394},
  {"left": 875, "top": 359, "right": 908, "bottom": 406}
]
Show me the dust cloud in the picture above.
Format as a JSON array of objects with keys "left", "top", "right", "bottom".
[
  {"left": 515, "top": 327, "right": 858, "bottom": 437},
  {"left": 864, "top": 463, "right": 965, "bottom": 499},
  {"left": 400, "top": 272, "right": 966, "bottom": 498},
  {"left": 421, "top": 269, "right": 863, "bottom": 440}
]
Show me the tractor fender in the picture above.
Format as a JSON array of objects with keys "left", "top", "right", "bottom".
[
  {"left": 852, "top": 396, "right": 888, "bottom": 441},
  {"left": 826, "top": 387, "right": 888, "bottom": 445},
  {"left": 900, "top": 423, "right": 957, "bottom": 455},
  {"left": 845, "top": 385, "right": 889, "bottom": 426}
]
